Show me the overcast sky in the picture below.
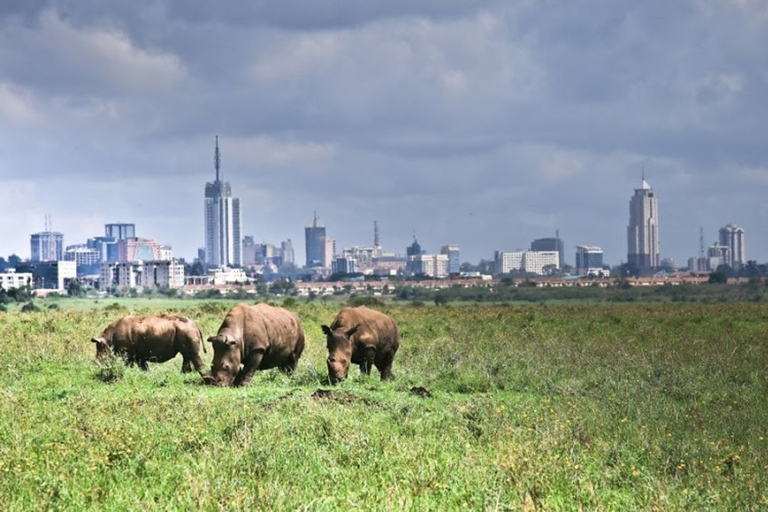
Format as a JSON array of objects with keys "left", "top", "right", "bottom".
[{"left": 1, "top": 0, "right": 767, "bottom": 267}]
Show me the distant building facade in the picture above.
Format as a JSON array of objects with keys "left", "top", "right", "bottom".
[
  {"left": 627, "top": 178, "right": 660, "bottom": 270},
  {"left": 531, "top": 237, "right": 565, "bottom": 268},
  {"left": 0, "top": 269, "right": 33, "bottom": 291},
  {"left": 575, "top": 245, "right": 604, "bottom": 275},
  {"left": 30, "top": 231, "right": 64, "bottom": 262},
  {"left": 718, "top": 224, "right": 745, "bottom": 268},
  {"left": 305, "top": 213, "right": 330, "bottom": 268},
  {"left": 117, "top": 238, "right": 163, "bottom": 262},
  {"left": 407, "top": 254, "right": 449, "bottom": 278},
  {"left": 105, "top": 223, "right": 136, "bottom": 240},
  {"left": 441, "top": 244, "right": 461, "bottom": 274},
  {"left": 204, "top": 137, "right": 242, "bottom": 267},
  {"left": 494, "top": 251, "right": 559, "bottom": 275}
]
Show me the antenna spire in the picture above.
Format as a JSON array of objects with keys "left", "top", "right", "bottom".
[
  {"left": 214, "top": 135, "right": 221, "bottom": 182},
  {"left": 374, "top": 220, "right": 380, "bottom": 247}
]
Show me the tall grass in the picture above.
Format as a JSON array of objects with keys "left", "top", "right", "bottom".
[{"left": 0, "top": 302, "right": 766, "bottom": 509}]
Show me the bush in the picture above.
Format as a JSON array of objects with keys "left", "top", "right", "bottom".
[
  {"left": 348, "top": 296, "right": 384, "bottom": 308},
  {"left": 104, "top": 302, "right": 126, "bottom": 312},
  {"left": 282, "top": 297, "right": 298, "bottom": 308},
  {"left": 21, "top": 302, "right": 40, "bottom": 313},
  {"left": 95, "top": 356, "right": 125, "bottom": 384},
  {"left": 47, "top": 303, "right": 60, "bottom": 310}
]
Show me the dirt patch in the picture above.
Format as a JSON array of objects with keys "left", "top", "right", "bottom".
[
  {"left": 311, "top": 389, "right": 375, "bottom": 405},
  {"left": 410, "top": 386, "right": 432, "bottom": 398}
]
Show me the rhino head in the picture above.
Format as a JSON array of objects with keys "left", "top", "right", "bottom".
[
  {"left": 321, "top": 324, "right": 360, "bottom": 385},
  {"left": 206, "top": 334, "right": 241, "bottom": 387},
  {"left": 90, "top": 336, "right": 113, "bottom": 363}
]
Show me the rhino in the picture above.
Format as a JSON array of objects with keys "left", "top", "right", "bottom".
[
  {"left": 204, "top": 303, "right": 305, "bottom": 387},
  {"left": 321, "top": 306, "right": 400, "bottom": 384},
  {"left": 91, "top": 314, "right": 207, "bottom": 373}
]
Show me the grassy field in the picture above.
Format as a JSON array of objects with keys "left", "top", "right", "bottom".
[{"left": 1, "top": 300, "right": 767, "bottom": 510}]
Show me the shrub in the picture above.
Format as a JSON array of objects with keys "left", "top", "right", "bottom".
[
  {"left": 348, "top": 296, "right": 384, "bottom": 308},
  {"left": 282, "top": 297, "right": 298, "bottom": 308},
  {"left": 21, "top": 302, "right": 39, "bottom": 313},
  {"left": 104, "top": 302, "right": 126, "bottom": 312},
  {"left": 95, "top": 356, "right": 125, "bottom": 384}
]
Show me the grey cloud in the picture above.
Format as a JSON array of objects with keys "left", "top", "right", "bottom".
[{"left": 1, "top": 1, "right": 767, "bottom": 264}]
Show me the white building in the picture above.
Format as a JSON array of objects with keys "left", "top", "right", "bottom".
[
  {"left": 64, "top": 245, "right": 100, "bottom": 266},
  {"left": 494, "top": 251, "right": 560, "bottom": 275},
  {"left": 0, "top": 269, "right": 33, "bottom": 291},
  {"left": 209, "top": 266, "right": 249, "bottom": 285},
  {"left": 719, "top": 224, "right": 745, "bottom": 268},
  {"left": 408, "top": 254, "right": 449, "bottom": 278},
  {"left": 627, "top": 177, "right": 660, "bottom": 269},
  {"left": 142, "top": 260, "right": 185, "bottom": 288}
]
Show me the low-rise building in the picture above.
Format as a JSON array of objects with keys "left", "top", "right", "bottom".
[
  {"left": 0, "top": 269, "right": 33, "bottom": 291},
  {"left": 407, "top": 254, "right": 449, "bottom": 278},
  {"left": 494, "top": 251, "right": 559, "bottom": 275}
]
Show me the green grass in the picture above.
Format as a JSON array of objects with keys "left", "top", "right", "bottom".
[{"left": 1, "top": 302, "right": 767, "bottom": 510}]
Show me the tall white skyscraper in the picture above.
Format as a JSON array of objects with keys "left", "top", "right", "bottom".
[
  {"left": 204, "top": 137, "right": 242, "bottom": 267},
  {"left": 718, "top": 223, "right": 745, "bottom": 268},
  {"left": 627, "top": 176, "right": 660, "bottom": 270}
]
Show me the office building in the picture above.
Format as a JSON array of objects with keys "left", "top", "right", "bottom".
[
  {"left": 494, "top": 251, "right": 559, "bottom": 276},
  {"left": 117, "top": 238, "right": 162, "bottom": 262},
  {"left": 204, "top": 137, "right": 242, "bottom": 267},
  {"left": 441, "top": 244, "right": 461, "bottom": 274},
  {"left": 407, "top": 254, "right": 449, "bottom": 278},
  {"left": 105, "top": 223, "right": 136, "bottom": 240},
  {"left": 305, "top": 213, "right": 328, "bottom": 267},
  {"left": 281, "top": 239, "right": 295, "bottom": 266},
  {"left": 627, "top": 177, "right": 660, "bottom": 270},
  {"left": 531, "top": 236, "right": 565, "bottom": 268},
  {"left": 30, "top": 231, "right": 64, "bottom": 262},
  {"left": 718, "top": 224, "right": 745, "bottom": 268},
  {"left": 575, "top": 246, "right": 604, "bottom": 275}
]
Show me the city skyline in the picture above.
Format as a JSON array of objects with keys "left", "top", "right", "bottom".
[{"left": 1, "top": 3, "right": 766, "bottom": 265}]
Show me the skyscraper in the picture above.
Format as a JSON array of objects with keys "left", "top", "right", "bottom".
[
  {"left": 204, "top": 137, "right": 242, "bottom": 267},
  {"left": 627, "top": 176, "right": 660, "bottom": 270},
  {"left": 718, "top": 224, "right": 745, "bottom": 268},
  {"left": 305, "top": 212, "right": 327, "bottom": 267}
]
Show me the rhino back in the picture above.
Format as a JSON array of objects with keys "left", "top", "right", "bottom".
[
  {"left": 243, "top": 304, "right": 302, "bottom": 348},
  {"left": 333, "top": 306, "right": 399, "bottom": 350}
]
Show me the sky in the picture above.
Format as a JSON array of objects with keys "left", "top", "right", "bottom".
[{"left": 1, "top": 0, "right": 767, "bottom": 267}]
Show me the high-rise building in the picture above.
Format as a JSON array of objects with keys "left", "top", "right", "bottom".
[
  {"left": 105, "top": 223, "right": 136, "bottom": 240},
  {"left": 718, "top": 224, "right": 745, "bottom": 268},
  {"left": 30, "top": 231, "right": 64, "bottom": 262},
  {"left": 406, "top": 237, "right": 422, "bottom": 257},
  {"left": 204, "top": 137, "right": 242, "bottom": 267},
  {"left": 305, "top": 213, "right": 327, "bottom": 267},
  {"left": 627, "top": 177, "right": 660, "bottom": 270},
  {"left": 531, "top": 235, "right": 565, "bottom": 268},
  {"left": 440, "top": 244, "right": 461, "bottom": 274},
  {"left": 281, "top": 239, "right": 295, "bottom": 266}
]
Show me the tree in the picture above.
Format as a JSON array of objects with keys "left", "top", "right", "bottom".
[
  {"left": 67, "top": 279, "right": 83, "bottom": 297},
  {"left": 7, "top": 254, "right": 21, "bottom": 268},
  {"left": 186, "top": 261, "right": 205, "bottom": 276},
  {"left": 708, "top": 270, "right": 728, "bottom": 284}
]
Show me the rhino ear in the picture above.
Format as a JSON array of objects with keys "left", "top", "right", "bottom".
[
  {"left": 91, "top": 338, "right": 103, "bottom": 344},
  {"left": 345, "top": 324, "right": 361, "bottom": 338},
  {"left": 321, "top": 325, "right": 332, "bottom": 336},
  {"left": 207, "top": 336, "right": 219, "bottom": 344}
]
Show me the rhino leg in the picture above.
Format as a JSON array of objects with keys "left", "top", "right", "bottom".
[
  {"left": 376, "top": 351, "right": 395, "bottom": 381},
  {"left": 181, "top": 359, "right": 194, "bottom": 373},
  {"left": 234, "top": 350, "right": 264, "bottom": 387},
  {"left": 138, "top": 360, "right": 150, "bottom": 371},
  {"left": 360, "top": 348, "right": 376, "bottom": 376}
]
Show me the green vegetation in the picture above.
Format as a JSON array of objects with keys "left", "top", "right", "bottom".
[{"left": 1, "top": 302, "right": 767, "bottom": 509}]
